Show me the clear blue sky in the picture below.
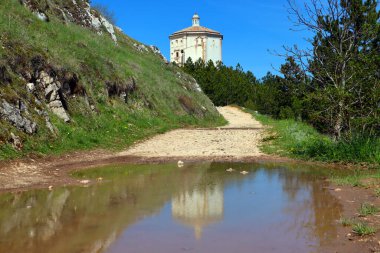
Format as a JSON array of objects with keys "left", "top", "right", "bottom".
[{"left": 91, "top": 0, "right": 310, "bottom": 78}]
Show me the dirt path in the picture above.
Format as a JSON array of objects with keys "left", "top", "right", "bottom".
[
  {"left": 118, "top": 106, "right": 264, "bottom": 158},
  {"left": 0, "top": 106, "right": 268, "bottom": 192}
]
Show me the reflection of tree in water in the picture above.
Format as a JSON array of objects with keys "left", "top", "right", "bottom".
[
  {"left": 0, "top": 163, "right": 210, "bottom": 253},
  {"left": 270, "top": 165, "right": 343, "bottom": 247}
]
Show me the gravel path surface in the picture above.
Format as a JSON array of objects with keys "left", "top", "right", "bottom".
[
  {"left": 0, "top": 106, "right": 265, "bottom": 191},
  {"left": 119, "top": 106, "right": 264, "bottom": 158}
]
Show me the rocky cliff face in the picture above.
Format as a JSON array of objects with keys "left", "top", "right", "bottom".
[
  {"left": 20, "top": 0, "right": 118, "bottom": 42},
  {"left": 0, "top": 0, "right": 217, "bottom": 157},
  {"left": 0, "top": 48, "right": 141, "bottom": 150}
]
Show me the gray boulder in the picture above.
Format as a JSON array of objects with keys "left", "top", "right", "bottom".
[
  {"left": 50, "top": 107, "right": 70, "bottom": 123},
  {"left": 0, "top": 100, "right": 37, "bottom": 134}
]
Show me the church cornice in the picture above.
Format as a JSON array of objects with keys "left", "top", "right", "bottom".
[{"left": 169, "top": 31, "right": 223, "bottom": 40}]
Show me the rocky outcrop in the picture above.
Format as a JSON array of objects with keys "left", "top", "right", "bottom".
[
  {"left": 134, "top": 43, "right": 149, "bottom": 53},
  {"left": 176, "top": 72, "right": 202, "bottom": 92},
  {"left": 149, "top": 46, "right": 169, "bottom": 64},
  {"left": 178, "top": 95, "right": 204, "bottom": 116},
  {"left": 106, "top": 77, "right": 137, "bottom": 103},
  {"left": 34, "top": 107, "right": 57, "bottom": 134},
  {"left": 0, "top": 100, "right": 37, "bottom": 134},
  {"left": 60, "top": 72, "right": 87, "bottom": 97},
  {"left": 133, "top": 44, "right": 168, "bottom": 64},
  {"left": 97, "top": 15, "right": 117, "bottom": 42},
  {"left": 37, "top": 71, "right": 70, "bottom": 122},
  {"left": 20, "top": 0, "right": 118, "bottom": 43}
]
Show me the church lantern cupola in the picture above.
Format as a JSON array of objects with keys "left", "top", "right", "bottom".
[{"left": 192, "top": 13, "right": 200, "bottom": 27}]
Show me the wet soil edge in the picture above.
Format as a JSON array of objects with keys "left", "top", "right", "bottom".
[{"left": 326, "top": 185, "right": 380, "bottom": 253}]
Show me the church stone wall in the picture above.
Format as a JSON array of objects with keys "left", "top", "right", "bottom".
[
  {"left": 170, "top": 35, "right": 222, "bottom": 65},
  {"left": 206, "top": 36, "right": 223, "bottom": 64}
]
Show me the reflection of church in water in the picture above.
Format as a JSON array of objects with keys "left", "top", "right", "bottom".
[{"left": 171, "top": 184, "right": 224, "bottom": 240}]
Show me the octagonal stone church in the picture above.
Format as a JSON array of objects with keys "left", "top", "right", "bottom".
[{"left": 169, "top": 14, "right": 223, "bottom": 66}]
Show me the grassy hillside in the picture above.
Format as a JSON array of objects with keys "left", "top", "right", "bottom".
[{"left": 0, "top": 0, "right": 225, "bottom": 160}]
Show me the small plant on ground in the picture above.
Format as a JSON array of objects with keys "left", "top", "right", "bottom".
[
  {"left": 352, "top": 222, "right": 377, "bottom": 236},
  {"left": 375, "top": 188, "right": 380, "bottom": 197},
  {"left": 331, "top": 173, "right": 363, "bottom": 187},
  {"left": 359, "top": 203, "right": 380, "bottom": 216},
  {"left": 262, "top": 134, "right": 278, "bottom": 142},
  {"left": 339, "top": 217, "right": 355, "bottom": 227}
]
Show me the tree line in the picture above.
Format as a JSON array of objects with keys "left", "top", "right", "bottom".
[{"left": 183, "top": 0, "right": 379, "bottom": 140}]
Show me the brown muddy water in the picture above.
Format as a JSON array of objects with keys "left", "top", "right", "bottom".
[{"left": 0, "top": 162, "right": 343, "bottom": 253}]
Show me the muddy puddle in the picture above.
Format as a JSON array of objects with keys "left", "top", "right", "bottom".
[{"left": 0, "top": 162, "right": 343, "bottom": 253}]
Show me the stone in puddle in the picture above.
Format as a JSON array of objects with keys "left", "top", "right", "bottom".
[{"left": 240, "top": 171, "right": 249, "bottom": 175}]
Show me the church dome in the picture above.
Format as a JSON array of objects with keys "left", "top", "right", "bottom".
[{"left": 170, "top": 14, "right": 223, "bottom": 38}]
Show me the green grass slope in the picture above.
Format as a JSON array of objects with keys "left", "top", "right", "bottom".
[
  {"left": 249, "top": 110, "right": 380, "bottom": 165},
  {"left": 0, "top": 0, "right": 225, "bottom": 160}
]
